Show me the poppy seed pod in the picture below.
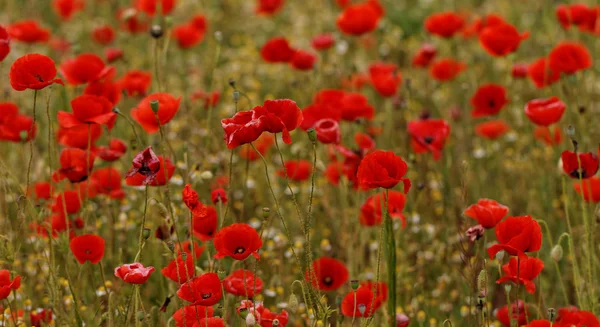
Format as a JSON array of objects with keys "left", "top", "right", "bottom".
[
  {"left": 150, "top": 25, "right": 163, "bottom": 38},
  {"left": 351, "top": 279, "right": 359, "bottom": 290},
  {"left": 307, "top": 128, "right": 317, "bottom": 143},
  {"left": 150, "top": 100, "right": 159, "bottom": 113},
  {"left": 262, "top": 207, "right": 270, "bottom": 218},
  {"left": 142, "top": 228, "right": 151, "bottom": 240}
]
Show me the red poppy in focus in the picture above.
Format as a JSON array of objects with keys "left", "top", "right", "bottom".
[
  {"left": 464, "top": 199, "right": 508, "bottom": 229},
  {"left": 314, "top": 119, "right": 341, "bottom": 144},
  {"left": 105, "top": 48, "right": 124, "bottom": 63},
  {"left": 70, "top": 234, "right": 105, "bottom": 264},
  {"left": 260, "top": 37, "right": 296, "bottom": 63},
  {"left": 496, "top": 256, "right": 544, "bottom": 294},
  {"left": 97, "top": 138, "right": 127, "bottom": 162},
  {"left": 91, "top": 167, "right": 124, "bottom": 199},
  {"left": 548, "top": 42, "right": 592, "bottom": 75},
  {"left": 360, "top": 191, "right": 407, "bottom": 227},
  {"left": 341, "top": 286, "right": 381, "bottom": 317},
  {"left": 479, "top": 23, "right": 528, "bottom": 57},
  {"left": 312, "top": 34, "right": 335, "bottom": 50},
  {"left": 369, "top": 62, "right": 402, "bottom": 97},
  {"left": 51, "top": 190, "right": 82, "bottom": 214},
  {"left": 487, "top": 215, "right": 542, "bottom": 259},
  {"left": 470, "top": 84, "right": 508, "bottom": 118},
  {"left": 524, "top": 97, "right": 565, "bottom": 126},
  {"left": 278, "top": 160, "right": 313, "bottom": 181},
  {"left": 214, "top": 223, "right": 262, "bottom": 260},
  {"left": 58, "top": 95, "right": 117, "bottom": 129},
  {"left": 306, "top": 257, "right": 348, "bottom": 291},
  {"left": 92, "top": 25, "right": 115, "bottom": 45},
  {"left": 125, "top": 146, "right": 161, "bottom": 183},
  {"left": 7, "top": 20, "right": 50, "bottom": 43},
  {"left": 131, "top": 93, "right": 181, "bottom": 134},
  {"left": 223, "top": 269, "right": 263, "bottom": 297},
  {"left": 177, "top": 273, "right": 222, "bottom": 306},
  {"left": 0, "top": 26, "right": 10, "bottom": 62},
  {"left": 192, "top": 206, "right": 218, "bottom": 241},
  {"left": 407, "top": 118, "right": 451, "bottom": 161},
  {"left": 429, "top": 58, "right": 466, "bottom": 82},
  {"left": 528, "top": 57, "right": 561, "bottom": 89},
  {"left": 9, "top": 54, "right": 63, "bottom": 91},
  {"left": 336, "top": 0, "right": 383, "bottom": 36},
  {"left": 512, "top": 63, "right": 529, "bottom": 78},
  {"left": 574, "top": 176, "right": 600, "bottom": 203},
  {"left": 0, "top": 270, "right": 21, "bottom": 300},
  {"left": 136, "top": 0, "right": 176, "bottom": 16},
  {"left": 84, "top": 80, "right": 122, "bottom": 106},
  {"left": 53, "top": 0, "right": 84, "bottom": 20},
  {"left": 291, "top": 50, "right": 317, "bottom": 71},
  {"left": 256, "top": 0, "right": 284, "bottom": 15},
  {"left": 126, "top": 156, "right": 175, "bottom": 187},
  {"left": 161, "top": 254, "right": 195, "bottom": 284},
  {"left": 555, "top": 308, "right": 600, "bottom": 327},
  {"left": 55, "top": 148, "right": 95, "bottom": 183},
  {"left": 57, "top": 124, "right": 102, "bottom": 149},
  {"left": 412, "top": 44, "right": 437, "bottom": 68},
  {"left": 357, "top": 150, "right": 411, "bottom": 192},
  {"left": 172, "top": 305, "right": 214, "bottom": 327},
  {"left": 475, "top": 120, "right": 509, "bottom": 140},
  {"left": 534, "top": 126, "right": 562, "bottom": 146},
  {"left": 114, "top": 263, "right": 155, "bottom": 284},
  {"left": 424, "top": 12, "right": 465, "bottom": 38},
  {"left": 497, "top": 301, "right": 529, "bottom": 327},
  {"left": 60, "top": 53, "right": 114, "bottom": 85},
  {"left": 561, "top": 150, "right": 599, "bottom": 179},
  {"left": 211, "top": 188, "right": 227, "bottom": 205},
  {"left": 191, "top": 90, "right": 220, "bottom": 108}
]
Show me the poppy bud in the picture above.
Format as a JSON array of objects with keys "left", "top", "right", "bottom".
[
  {"left": 150, "top": 25, "right": 163, "bottom": 39},
  {"left": 164, "top": 16, "right": 173, "bottom": 27},
  {"left": 233, "top": 90, "right": 240, "bottom": 103},
  {"left": 167, "top": 241, "right": 175, "bottom": 253},
  {"left": 112, "top": 107, "right": 121, "bottom": 114},
  {"left": 141, "top": 228, "right": 151, "bottom": 240},
  {"left": 19, "top": 131, "right": 27, "bottom": 142},
  {"left": 548, "top": 308, "right": 556, "bottom": 322},
  {"left": 504, "top": 284, "right": 511, "bottom": 293},
  {"left": 246, "top": 313, "right": 256, "bottom": 326},
  {"left": 214, "top": 304, "right": 223, "bottom": 316},
  {"left": 262, "top": 207, "right": 270, "bottom": 219},
  {"left": 495, "top": 251, "right": 504, "bottom": 262},
  {"left": 217, "top": 269, "right": 226, "bottom": 279},
  {"left": 150, "top": 100, "right": 160, "bottom": 113},
  {"left": 136, "top": 311, "right": 145, "bottom": 321},
  {"left": 238, "top": 307, "right": 249, "bottom": 319},
  {"left": 551, "top": 244, "right": 563, "bottom": 262},
  {"left": 289, "top": 293, "right": 298, "bottom": 312},
  {"left": 350, "top": 279, "right": 359, "bottom": 290},
  {"left": 307, "top": 128, "right": 317, "bottom": 143}
]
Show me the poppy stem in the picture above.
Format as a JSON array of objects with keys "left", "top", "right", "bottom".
[
  {"left": 4, "top": 299, "right": 18, "bottom": 327},
  {"left": 98, "top": 260, "right": 110, "bottom": 297},
  {"left": 367, "top": 195, "right": 386, "bottom": 321},
  {"left": 154, "top": 38, "right": 162, "bottom": 93},
  {"left": 134, "top": 185, "right": 150, "bottom": 262},
  {"left": 383, "top": 189, "right": 396, "bottom": 327},
  {"left": 113, "top": 109, "right": 142, "bottom": 152},
  {"left": 24, "top": 89, "right": 37, "bottom": 199}
]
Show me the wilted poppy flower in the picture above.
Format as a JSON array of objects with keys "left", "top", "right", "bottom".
[
  {"left": 357, "top": 150, "right": 411, "bottom": 192},
  {"left": 84, "top": 80, "right": 122, "bottom": 106},
  {"left": 524, "top": 97, "right": 565, "bottom": 126},
  {"left": 51, "top": 190, "right": 82, "bottom": 214},
  {"left": 0, "top": 26, "right": 10, "bottom": 62},
  {"left": 131, "top": 93, "right": 180, "bottom": 134},
  {"left": 512, "top": 63, "right": 529, "bottom": 78},
  {"left": 125, "top": 147, "right": 167, "bottom": 185},
  {"left": 177, "top": 273, "right": 222, "bottom": 305},
  {"left": 479, "top": 23, "right": 528, "bottom": 56},
  {"left": 114, "top": 263, "right": 155, "bottom": 284},
  {"left": 497, "top": 300, "right": 529, "bottom": 327},
  {"left": 192, "top": 206, "right": 218, "bottom": 241},
  {"left": 260, "top": 37, "right": 296, "bottom": 63},
  {"left": 314, "top": 119, "right": 341, "bottom": 144},
  {"left": 55, "top": 148, "right": 95, "bottom": 183},
  {"left": 475, "top": 120, "right": 509, "bottom": 140},
  {"left": 307, "top": 257, "right": 348, "bottom": 291},
  {"left": 214, "top": 223, "right": 262, "bottom": 260},
  {"left": 162, "top": 253, "right": 195, "bottom": 284},
  {"left": 487, "top": 215, "right": 542, "bottom": 259},
  {"left": 97, "top": 138, "right": 127, "bottom": 162},
  {"left": 561, "top": 150, "right": 599, "bottom": 179},
  {"left": 9, "top": 54, "right": 63, "bottom": 91},
  {"left": 549, "top": 42, "right": 592, "bottom": 75},
  {"left": 0, "top": 270, "right": 21, "bottom": 300},
  {"left": 360, "top": 191, "right": 407, "bottom": 227},
  {"left": 105, "top": 48, "right": 124, "bottom": 62},
  {"left": 312, "top": 34, "right": 334, "bottom": 50},
  {"left": 555, "top": 308, "right": 600, "bottom": 326},
  {"left": 369, "top": 63, "right": 401, "bottom": 97},
  {"left": 534, "top": 126, "right": 562, "bottom": 146},
  {"left": 412, "top": 44, "right": 437, "bottom": 67},
  {"left": 91, "top": 25, "right": 115, "bottom": 45},
  {"left": 211, "top": 188, "right": 227, "bottom": 205},
  {"left": 172, "top": 305, "right": 214, "bottom": 327},
  {"left": 223, "top": 269, "right": 263, "bottom": 297},
  {"left": 191, "top": 90, "right": 219, "bottom": 108},
  {"left": 91, "top": 167, "right": 124, "bottom": 199},
  {"left": 256, "top": 0, "right": 284, "bottom": 15},
  {"left": 464, "top": 199, "right": 508, "bottom": 229},
  {"left": 291, "top": 50, "right": 317, "bottom": 71},
  {"left": 278, "top": 160, "right": 312, "bottom": 181},
  {"left": 53, "top": 0, "right": 84, "bottom": 20},
  {"left": 496, "top": 256, "right": 544, "bottom": 294},
  {"left": 574, "top": 176, "right": 600, "bottom": 203},
  {"left": 136, "top": 0, "right": 175, "bottom": 16},
  {"left": 70, "top": 234, "right": 105, "bottom": 264},
  {"left": 407, "top": 118, "right": 451, "bottom": 161},
  {"left": 60, "top": 53, "right": 114, "bottom": 85},
  {"left": 424, "top": 11, "right": 465, "bottom": 38},
  {"left": 341, "top": 286, "right": 381, "bottom": 317},
  {"left": 470, "top": 84, "right": 508, "bottom": 118},
  {"left": 429, "top": 58, "right": 466, "bottom": 82},
  {"left": 7, "top": 20, "right": 50, "bottom": 43},
  {"left": 58, "top": 95, "right": 117, "bottom": 130},
  {"left": 57, "top": 124, "right": 102, "bottom": 149},
  {"left": 336, "top": 0, "right": 383, "bottom": 36}
]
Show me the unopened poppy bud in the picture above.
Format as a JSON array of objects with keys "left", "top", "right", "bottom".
[
  {"left": 504, "top": 284, "right": 511, "bottom": 293},
  {"left": 19, "top": 131, "right": 28, "bottom": 142},
  {"left": 238, "top": 307, "right": 249, "bottom": 319},
  {"left": 246, "top": 312, "right": 256, "bottom": 325},
  {"left": 150, "top": 25, "right": 163, "bottom": 39},
  {"left": 551, "top": 244, "right": 563, "bottom": 262},
  {"left": 350, "top": 279, "right": 359, "bottom": 290},
  {"left": 112, "top": 107, "right": 121, "bottom": 114},
  {"left": 142, "top": 228, "right": 151, "bottom": 240},
  {"left": 214, "top": 31, "right": 223, "bottom": 43},
  {"left": 495, "top": 251, "right": 504, "bottom": 261},
  {"left": 357, "top": 304, "right": 366, "bottom": 316},
  {"left": 566, "top": 125, "right": 575, "bottom": 137},
  {"left": 307, "top": 128, "right": 317, "bottom": 143},
  {"left": 180, "top": 252, "right": 187, "bottom": 261},
  {"left": 136, "top": 311, "right": 145, "bottom": 321},
  {"left": 477, "top": 269, "right": 487, "bottom": 293},
  {"left": 548, "top": 308, "right": 556, "bottom": 321},
  {"left": 289, "top": 293, "right": 298, "bottom": 312},
  {"left": 150, "top": 100, "right": 160, "bottom": 113},
  {"left": 167, "top": 241, "right": 175, "bottom": 253},
  {"left": 233, "top": 90, "right": 240, "bottom": 103},
  {"left": 262, "top": 207, "right": 270, "bottom": 219}
]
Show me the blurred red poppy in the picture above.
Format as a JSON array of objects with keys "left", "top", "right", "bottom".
[
  {"left": 424, "top": 11, "right": 465, "bottom": 38},
  {"left": 7, "top": 20, "right": 50, "bottom": 43},
  {"left": 55, "top": 148, "right": 95, "bottom": 183},
  {"left": 114, "top": 263, "right": 155, "bottom": 284},
  {"left": 254, "top": 304, "right": 289, "bottom": 327},
  {"left": 574, "top": 176, "right": 600, "bottom": 203},
  {"left": 528, "top": 57, "right": 561, "bottom": 88},
  {"left": 497, "top": 301, "right": 529, "bottom": 327},
  {"left": 173, "top": 305, "right": 214, "bottom": 327},
  {"left": 29, "top": 308, "right": 52, "bottom": 327},
  {"left": 361, "top": 280, "right": 388, "bottom": 304},
  {"left": 360, "top": 191, "right": 407, "bottom": 227},
  {"left": 51, "top": 190, "right": 82, "bottom": 214},
  {"left": 306, "top": 257, "right": 348, "bottom": 291},
  {"left": 177, "top": 273, "right": 222, "bottom": 305},
  {"left": 261, "top": 37, "right": 296, "bottom": 63},
  {"left": 512, "top": 63, "right": 529, "bottom": 78},
  {"left": 84, "top": 80, "right": 122, "bottom": 106},
  {"left": 33, "top": 182, "right": 53, "bottom": 201},
  {"left": 461, "top": 14, "right": 507, "bottom": 38},
  {"left": 300, "top": 104, "right": 341, "bottom": 130},
  {"left": 92, "top": 25, "right": 115, "bottom": 45},
  {"left": 464, "top": 199, "right": 508, "bottom": 229},
  {"left": 487, "top": 215, "right": 542, "bottom": 259},
  {"left": 58, "top": 95, "right": 117, "bottom": 129},
  {"left": 496, "top": 256, "right": 544, "bottom": 294},
  {"left": 291, "top": 50, "right": 317, "bottom": 71},
  {"left": 407, "top": 118, "right": 451, "bottom": 161},
  {"left": 340, "top": 92, "right": 375, "bottom": 121},
  {"left": 556, "top": 4, "right": 598, "bottom": 33},
  {"left": 479, "top": 23, "right": 528, "bottom": 56},
  {"left": 91, "top": 167, "right": 124, "bottom": 199},
  {"left": 534, "top": 126, "right": 562, "bottom": 146},
  {"left": 238, "top": 134, "right": 274, "bottom": 161},
  {"left": 60, "top": 53, "right": 115, "bottom": 85},
  {"left": 555, "top": 308, "right": 600, "bottom": 326},
  {"left": 117, "top": 8, "right": 149, "bottom": 34},
  {"left": 475, "top": 120, "right": 509, "bottom": 140},
  {"left": 429, "top": 58, "right": 466, "bottom": 82},
  {"left": 369, "top": 62, "right": 401, "bottom": 97},
  {"left": 548, "top": 42, "right": 592, "bottom": 75},
  {"left": 223, "top": 269, "right": 263, "bottom": 297},
  {"left": 70, "top": 234, "right": 105, "bottom": 264},
  {"left": 192, "top": 206, "right": 218, "bottom": 241},
  {"left": 117, "top": 70, "right": 152, "bottom": 97},
  {"left": 0, "top": 113, "right": 36, "bottom": 142},
  {"left": 312, "top": 34, "right": 334, "bottom": 50},
  {"left": 136, "top": 0, "right": 176, "bottom": 16},
  {"left": 0, "top": 270, "right": 21, "bottom": 300},
  {"left": 214, "top": 223, "right": 262, "bottom": 260},
  {"left": 336, "top": 0, "right": 383, "bottom": 36},
  {"left": 0, "top": 26, "right": 10, "bottom": 62},
  {"left": 256, "top": 0, "right": 284, "bottom": 15},
  {"left": 105, "top": 48, "right": 124, "bottom": 62},
  {"left": 10, "top": 54, "right": 63, "bottom": 91},
  {"left": 470, "top": 84, "right": 508, "bottom": 118},
  {"left": 341, "top": 286, "right": 381, "bottom": 317},
  {"left": 211, "top": 188, "right": 227, "bottom": 205},
  {"left": 131, "top": 93, "right": 181, "bottom": 133},
  {"left": 524, "top": 97, "right": 565, "bottom": 126},
  {"left": 161, "top": 253, "right": 195, "bottom": 284},
  {"left": 314, "top": 119, "right": 341, "bottom": 144},
  {"left": 57, "top": 124, "right": 102, "bottom": 149},
  {"left": 176, "top": 240, "right": 205, "bottom": 259},
  {"left": 97, "top": 138, "right": 127, "bottom": 161},
  {"left": 412, "top": 44, "right": 436, "bottom": 68},
  {"left": 561, "top": 150, "right": 599, "bottom": 179},
  {"left": 53, "top": 0, "right": 84, "bottom": 20},
  {"left": 191, "top": 90, "right": 219, "bottom": 108},
  {"left": 278, "top": 160, "right": 312, "bottom": 181},
  {"left": 192, "top": 318, "right": 225, "bottom": 327},
  {"left": 173, "top": 22, "right": 206, "bottom": 49},
  {"left": 357, "top": 150, "right": 411, "bottom": 192}
]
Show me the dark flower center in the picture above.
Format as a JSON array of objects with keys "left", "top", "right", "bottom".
[
  {"left": 570, "top": 169, "right": 585, "bottom": 179},
  {"left": 323, "top": 276, "right": 333, "bottom": 286},
  {"left": 488, "top": 100, "right": 495, "bottom": 108},
  {"left": 235, "top": 247, "right": 245, "bottom": 254},
  {"left": 85, "top": 250, "right": 92, "bottom": 255},
  {"left": 201, "top": 293, "right": 211, "bottom": 299},
  {"left": 423, "top": 136, "right": 434, "bottom": 144},
  {"left": 34, "top": 74, "right": 45, "bottom": 82}
]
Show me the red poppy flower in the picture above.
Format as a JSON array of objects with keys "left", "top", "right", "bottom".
[
  {"left": 105, "top": 48, "right": 124, "bottom": 63},
  {"left": 162, "top": 253, "right": 195, "bottom": 284},
  {"left": 407, "top": 118, "right": 451, "bottom": 161},
  {"left": 211, "top": 188, "right": 227, "bottom": 205},
  {"left": 487, "top": 215, "right": 542, "bottom": 259},
  {"left": 461, "top": 14, "right": 507, "bottom": 38},
  {"left": 548, "top": 42, "right": 592, "bottom": 75},
  {"left": 260, "top": 37, "right": 296, "bottom": 63},
  {"left": 126, "top": 150, "right": 175, "bottom": 186},
  {"left": 70, "top": 234, "right": 105, "bottom": 264},
  {"left": 136, "top": 0, "right": 176, "bottom": 16},
  {"left": 91, "top": 167, "right": 123, "bottom": 199},
  {"left": 172, "top": 305, "right": 214, "bottom": 327},
  {"left": 60, "top": 53, "right": 115, "bottom": 85},
  {"left": 340, "top": 92, "right": 375, "bottom": 121},
  {"left": 182, "top": 184, "right": 202, "bottom": 211},
  {"left": 574, "top": 176, "right": 600, "bottom": 203},
  {"left": 192, "top": 206, "right": 218, "bottom": 241},
  {"left": 429, "top": 58, "right": 466, "bottom": 82},
  {"left": 290, "top": 50, "right": 317, "bottom": 71},
  {"left": 57, "top": 124, "right": 102, "bottom": 149},
  {"left": 534, "top": 126, "right": 562, "bottom": 146},
  {"left": 173, "top": 23, "right": 206, "bottom": 49},
  {"left": 49, "top": 37, "right": 71, "bottom": 54},
  {"left": 312, "top": 34, "right": 334, "bottom": 50},
  {"left": 470, "top": 84, "right": 508, "bottom": 118},
  {"left": 306, "top": 257, "right": 348, "bottom": 291},
  {"left": 117, "top": 70, "right": 152, "bottom": 97},
  {"left": 29, "top": 308, "right": 52, "bottom": 327},
  {"left": 524, "top": 97, "right": 565, "bottom": 126},
  {"left": 177, "top": 273, "right": 222, "bottom": 306},
  {"left": 512, "top": 63, "right": 529, "bottom": 78},
  {"left": 117, "top": 8, "right": 149, "bottom": 34},
  {"left": 53, "top": 0, "right": 84, "bottom": 20},
  {"left": 360, "top": 191, "right": 407, "bottom": 227},
  {"left": 256, "top": 0, "right": 284, "bottom": 15},
  {"left": 176, "top": 240, "right": 205, "bottom": 259},
  {"left": 223, "top": 269, "right": 263, "bottom": 297},
  {"left": 84, "top": 80, "right": 122, "bottom": 106},
  {"left": 0, "top": 113, "right": 36, "bottom": 142},
  {"left": 114, "top": 263, "right": 155, "bottom": 284},
  {"left": 464, "top": 199, "right": 508, "bottom": 229},
  {"left": 0, "top": 270, "right": 21, "bottom": 300},
  {"left": 300, "top": 104, "right": 341, "bottom": 130},
  {"left": 191, "top": 90, "right": 219, "bottom": 108},
  {"left": 555, "top": 308, "right": 600, "bottom": 327},
  {"left": 369, "top": 62, "right": 401, "bottom": 97},
  {"left": 0, "top": 103, "right": 18, "bottom": 123},
  {"left": 192, "top": 318, "right": 225, "bottom": 327},
  {"left": 475, "top": 120, "right": 509, "bottom": 140},
  {"left": 97, "top": 138, "right": 127, "bottom": 162},
  {"left": 254, "top": 304, "right": 289, "bottom": 327},
  {"left": 278, "top": 160, "right": 313, "bottom": 181},
  {"left": 314, "top": 119, "right": 341, "bottom": 144},
  {"left": 341, "top": 286, "right": 381, "bottom": 317},
  {"left": 561, "top": 150, "right": 599, "bottom": 179},
  {"left": 479, "top": 23, "right": 528, "bottom": 56},
  {"left": 357, "top": 150, "right": 411, "bottom": 192},
  {"left": 33, "top": 182, "right": 53, "bottom": 200},
  {"left": 496, "top": 256, "right": 544, "bottom": 294},
  {"left": 131, "top": 93, "right": 180, "bottom": 134},
  {"left": 556, "top": 4, "right": 598, "bottom": 32},
  {"left": 360, "top": 280, "right": 388, "bottom": 304},
  {"left": 497, "top": 301, "right": 529, "bottom": 327},
  {"left": 221, "top": 111, "right": 266, "bottom": 149},
  {"left": 528, "top": 57, "right": 561, "bottom": 88},
  {"left": 7, "top": 20, "right": 50, "bottom": 43},
  {"left": 424, "top": 11, "right": 465, "bottom": 38},
  {"left": 9, "top": 54, "right": 63, "bottom": 91},
  {"left": 0, "top": 26, "right": 10, "bottom": 62},
  {"left": 336, "top": 0, "right": 383, "bottom": 36},
  {"left": 55, "top": 148, "right": 95, "bottom": 183},
  {"left": 58, "top": 95, "right": 117, "bottom": 129},
  {"left": 214, "top": 223, "right": 262, "bottom": 260},
  {"left": 412, "top": 43, "right": 437, "bottom": 67},
  {"left": 51, "top": 190, "right": 82, "bottom": 214},
  {"left": 238, "top": 134, "right": 274, "bottom": 161},
  {"left": 92, "top": 25, "right": 115, "bottom": 45},
  {"left": 525, "top": 320, "right": 551, "bottom": 327}
]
